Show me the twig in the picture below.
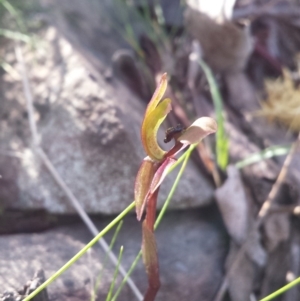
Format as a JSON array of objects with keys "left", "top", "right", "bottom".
[
  {"left": 15, "top": 45, "right": 143, "bottom": 301},
  {"left": 256, "top": 136, "right": 299, "bottom": 223},
  {"left": 213, "top": 133, "right": 300, "bottom": 301},
  {"left": 269, "top": 205, "right": 300, "bottom": 215}
]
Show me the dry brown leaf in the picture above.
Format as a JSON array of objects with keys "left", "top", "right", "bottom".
[
  {"left": 225, "top": 242, "right": 256, "bottom": 301},
  {"left": 263, "top": 212, "right": 291, "bottom": 252},
  {"left": 260, "top": 242, "right": 290, "bottom": 300},
  {"left": 246, "top": 228, "right": 267, "bottom": 268},
  {"left": 215, "top": 165, "right": 268, "bottom": 301},
  {"left": 185, "top": 6, "right": 253, "bottom": 72},
  {"left": 215, "top": 165, "right": 249, "bottom": 244}
]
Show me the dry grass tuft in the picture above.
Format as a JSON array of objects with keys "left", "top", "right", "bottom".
[{"left": 259, "top": 69, "right": 300, "bottom": 131}]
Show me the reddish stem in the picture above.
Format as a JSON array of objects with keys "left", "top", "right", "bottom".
[{"left": 142, "top": 188, "right": 161, "bottom": 301}]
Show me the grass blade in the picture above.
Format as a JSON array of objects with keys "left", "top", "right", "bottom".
[
  {"left": 0, "top": 0, "right": 26, "bottom": 32},
  {"left": 198, "top": 59, "right": 229, "bottom": 170},
  {"left": 22, "top": 203, "right": 135, "bottom": 301},
  {"left": 235, "top": 145, "right": 291, "bottom": 169},
  {"left": 106, "top": 246, "right": 124, "bottom": 301},
  {"left": 91, "top": 221, "right": 124, "bottom": 301},
  {"left": 0, "top": 28, "right": 31, "bottom": 42},
  {"left": 260, "top": 276, "right": 300, "bottom": 301},
  {"left": 111, "top": 251, "right": 142, "bottom": 301}
]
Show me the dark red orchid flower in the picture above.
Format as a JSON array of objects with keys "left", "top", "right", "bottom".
[{"left": 134, "top": 73, "right": 217, "bottom": 301}]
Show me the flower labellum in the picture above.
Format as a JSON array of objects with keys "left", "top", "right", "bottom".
[{"left": 178, "top": 117, "right": 218, "bottom": 145}]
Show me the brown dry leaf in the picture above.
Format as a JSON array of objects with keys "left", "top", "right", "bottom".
[
  {"left": 225, "top": 121, "right": 279, "bottom": 205},
  {"left": 263, "top": 212, "right": 291, "bottom": 253},
  {"left": 215, "top": 165, "right": 267, "bottom": 301},
  {"left": 225, "top": 242, "right": 256, "bottom": 301},
  {"left": 260, "top": 242, "right": 290, "bottom": 300},
  {"left": 184, "top": 6, "right": 253, "bottom": 72},
  {"left": 246, "top": 227, "right": 267, "bottom": 268},
  {"left": 215, "top": 165, "right": 249, "bottom": 244}
]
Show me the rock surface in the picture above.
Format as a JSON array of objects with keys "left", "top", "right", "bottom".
[
  {"left": 0, "top": 20, "right": 213, "bottom": 214},
  {"left": 0, "top": 206, "right": 229, "bottom": 301}
]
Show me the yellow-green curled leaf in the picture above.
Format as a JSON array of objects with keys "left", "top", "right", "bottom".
[
  {"left": 134, "top": 158, "right": 156, "bottom": 221},
  {"left": 142, "top": 98, "right": 172, "bottom": 161},
  {"left": 178, "top": 117, "right": 217, "bottom": 145},
  {"left": 143, "top": 73, "right": 168, "bottom": 117}
]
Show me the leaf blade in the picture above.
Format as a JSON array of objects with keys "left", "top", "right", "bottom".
[{"left": 134, "top": 158, "right": 156, "bottom": 221}]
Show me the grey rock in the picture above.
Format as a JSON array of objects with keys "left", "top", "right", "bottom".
[
  {"left": 0, "top": 206, "right": 229, "bottom": 301},
  {"left": 0, "top": 291, "right": 20, "bottom": 301},
  {"left": 0, "top": 23, "right": 213, "bottom": 214}
]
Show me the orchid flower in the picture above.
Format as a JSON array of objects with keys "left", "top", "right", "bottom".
[{"left": 134, "top": 73, "right": 217, "bottom": 301}]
